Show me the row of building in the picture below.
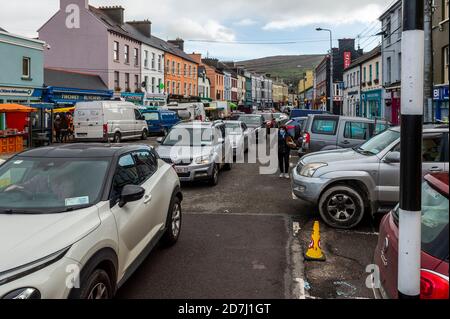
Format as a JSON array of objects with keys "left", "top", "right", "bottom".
[
  {"left": 0, "top": 0, "right": 278, "bottom": 111},
  {"left": 298, "top": 0, "right": 449, "bottom": 124}
]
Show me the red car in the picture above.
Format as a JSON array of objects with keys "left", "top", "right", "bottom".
[{"left": 373, "top": 173, "right": 449, "bottom": 299}]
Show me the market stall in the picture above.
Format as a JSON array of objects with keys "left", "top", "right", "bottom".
[
  {"left": 0, "top": 103, "right": 36, "bottom": 154},
  {"left": 29, "top": 103, "right": 54, "bottom": 147}
]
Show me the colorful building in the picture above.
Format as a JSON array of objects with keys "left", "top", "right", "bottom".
[
  {"left": 360, "top": 46, "right": 383, "bottom": 119},
  {"left": 192, "top": 56, "right": 225, "bottom": 101},
  {"left": 298, "top": 70, "right": 314, "bottom": 108},
  {"left": 343, "top": 62, "right": 361, "bottom": 117}
]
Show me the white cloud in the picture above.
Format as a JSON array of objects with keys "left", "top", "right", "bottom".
[
  {"left": 166, "top": 18, "right": 235, "bottom": 42},
  {"left": 234, "top": 19, "right": 257, "bottom": 27}
]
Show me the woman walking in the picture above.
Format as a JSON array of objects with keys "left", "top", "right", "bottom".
[{"left": 278, "top": 125, "right": 295, "bottom": 179}]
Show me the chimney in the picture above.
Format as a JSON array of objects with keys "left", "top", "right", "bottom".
[
  {"left": 61, "top": 0, "right": 88, "bottom": 10},
  {"left": 168, "top": 38, "right": 185, "bottom": 51},
  {"left": 188, "top": 53, "right": 202, "bottom": 64},
  {"left": 128, "top": 20, "right": 152, "bottom": 37},
  {"left": 98, "top": 6, "right": 125, "bottom": 25}
]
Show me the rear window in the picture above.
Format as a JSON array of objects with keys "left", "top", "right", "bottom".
[
  {"left": 393, "top": 181, "right": 449, "bottom": 261},
  {"left": 143, "top": 113, "right": 159, "bottom": 121},
  {"left": 311, "top": 118, "right": 338, "bottom": 135}
]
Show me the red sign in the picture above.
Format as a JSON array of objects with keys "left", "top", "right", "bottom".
[{"left": 344, "top": 52, "right": 352, "bottom": 69}]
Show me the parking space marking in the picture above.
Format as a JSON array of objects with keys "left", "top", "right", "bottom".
[{"left": 336, "top": 230, "right": 379, "bottom": 236}]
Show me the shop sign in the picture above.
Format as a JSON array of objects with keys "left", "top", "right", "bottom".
[
  {"left": 434, "top": 86, "right": 449, "bottom": 101},
  {"left": 0, "top": 86, "right": 34, "bottom": 96},
  {"left": 344, "top": 52, "right": 352, "bottom": 69}
]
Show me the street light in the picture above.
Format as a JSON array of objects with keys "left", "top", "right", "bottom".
[{"left": 316, "top": 27, "right": 334, "bottom": 113}]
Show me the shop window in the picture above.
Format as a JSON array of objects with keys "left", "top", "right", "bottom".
[{"left": 22, "top": 57, "right": 31, "bottom": 79}]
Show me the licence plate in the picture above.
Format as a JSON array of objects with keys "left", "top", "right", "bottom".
[{"left": 175, "top": 167, "right": 189, "bottom": 174}]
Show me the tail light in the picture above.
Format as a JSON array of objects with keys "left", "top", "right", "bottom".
[
  {"left": 420, "top": 269, "right": 449, "bottom": 299},
  {"left": 103, "top": 124, "right": 108, "bottom": 137},
  {"left": 286, "top": 125, "right": 295, "bottom": 130},
  {"left": 303, "top": 132, "right": 311, "bottom": 144}
]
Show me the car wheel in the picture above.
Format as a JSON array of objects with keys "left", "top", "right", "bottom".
[
  {"left": 318, "top": 185, "right": 365, "bottom": 229},
  {"left": 141, "top": 130, "right": 148, "bottom": 140},
  {"left": 161, "top": 196, "right": 182, "bottom": 247},
  {"left": 113, "top": 132, "right": 121, "bottom": 144},
  {"left": 208, "top": 164, "right": 219, "bottom": 186},
  {"left": 78, "top": 269, "right": 113, "bottom": 299}
]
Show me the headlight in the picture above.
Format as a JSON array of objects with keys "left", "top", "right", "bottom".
[
  {"left": 0, "top": 247, "right": 70, "bottom": 286},
  {"left": 195, "top": 155, "right": 211, "bottom": 165},
  {"left": 298, "top": 163, "right": 327, "bottom": 177},
  {"left": 2, "top": 288, "right": 41, "bottom": 299}
]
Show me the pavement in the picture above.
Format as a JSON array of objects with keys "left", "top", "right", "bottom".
[{"left": 116, "top": 136, "right": 382, "bottom": 299}]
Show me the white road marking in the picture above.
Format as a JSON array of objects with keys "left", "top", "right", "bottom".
[
  {"left": 296, "top": 277, "right": 306, "bottom": 299},
  {"left": 292, "top": 222, "right": 300, "bottom": 236},
  {"left": 336, "top": 230, "right": 379, "bottom": 236}
]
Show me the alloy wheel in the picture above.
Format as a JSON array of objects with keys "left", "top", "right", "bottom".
[
  {"left": 87, "top": 283, "right": 108, "bottom": 299},
  {"left": 327, "top": 194, "right": 356, "bottom": 222}
]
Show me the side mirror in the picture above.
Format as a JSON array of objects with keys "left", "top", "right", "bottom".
[
  {"left": 156, "top": 137, "right": 164, "bottom": 144},
  {"left": 119, "top": 185, "right": 145, "bottom": 208},
  {"left": 384, "top": 151, "right": 400, "bottom": 164}
]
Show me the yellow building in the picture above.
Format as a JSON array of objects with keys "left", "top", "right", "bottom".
[
  {"left": 272, "top": 82, "right": 289, "bottom": 106},
  {"left": 298, "top": 70, "right": 314, "bottom": 94}
]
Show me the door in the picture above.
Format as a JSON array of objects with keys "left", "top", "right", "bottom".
[
  {"left": 338, "top": 121, "right": 371, "bottom": 149},
  {"left": 74, "top": 107, "right": 104, "bottom": 139},
  {"left": 110, "top": 153, "right": 158, "bottom": 273},
  {"left": 422, "top": 132, "right": 448, "bottom": 175}
]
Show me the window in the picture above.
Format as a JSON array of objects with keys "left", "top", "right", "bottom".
[
  {"left": 422, "top": 134, "right": 444, "bottom": 162},
  {"left": 193, "top": 84, "right": 196, "bottom": 95},
  {"left": 386, "top": 57, "right": 392, "bottom": 84},
  {"left": 357, "top": 70, "right": 360, "bottom": 85},
  {"left": 344, "top": 122, "right": 370, "bottom": 140},
  {"left": 375, "top": 62, "right": 379, "bottom": 80},
  {"left": 311, "top": 118, "right": 338, "bottom": 135},
  {"left": 144, "top": 76, "right": 149, "bottom": 90},
  {"left": 443, "top": 0, "right": 449, "bottom": 20},
  {"left": 386, "top": 19, "right": 391, "bottom": 45},
  {"left": 166, "top": 59, "right": 170, "bottom": 73},
  {"left": 124, "top": 45, "right": 129, "bottom": 63},
  {"left": 144, "top": 50, "right": 149, "bottom": 68},
  {"left": 112, "top": 155, "right": 140, "bottom": 198},
  {"left": 363, "top": 67, "right": 367, "bottom": 82},
  {"left": 398, "top": 53, "right": 402, "bottom": 80},
  {"left": 184, "top": 64, "right": 187, "bottom": 76},
  {"left": 158, "top": 79, "right": 162, "bottom": 93},
  {"left": 114, "top": 72, "right": 120, "bottom": 89},
  {"left": 113, "top": 41, "right": 119, "bottom": 61},
  {"left": 134, "top": 48, "right": 139, "bottom": 66},
  {"left": 184, "top": 83, "right": 187, "bottom": 95},
  {"left": 369, "top": 65, "right": 372, "bottom": 82},
  {"left": 133, "top": 150, "right": 160, "bottom": 182},
  {"left": 444, "top": 46, "right": 449, "bottom": 84},
  {"left": 134, "top": 109, "right": 142, "bottom": 120},
  {"left": 167, "top": 81, "right": 170, "bottom": 94},
  {"left": 135, "top": 75, "right": 139, "bottom": 90},
  {"left": 125, "top": 73, "right": 130, "bottom": 91},
  {"left": 172, "top": 61, "right": 175, "bottom": 75},
  {"left": 22, "top": 57, "right": 31, "bottom": 78},
  {"left": 177, "top": 63, "right": 180, "bottom": 76},
  {"left": 143, "top": 113, "right": 159, "bottom": 121},
  {"left": 151, "top": 77, "right": 156, "bottom": 94},
  {"left": 151, "top": 53, "right": 155, "bottom": 69},
  {"left": 188, "top": 65, "right": 191, "bottom": 78},
  {"left": 158, "top": 55, "right": 162, "bottom": 72},
  {"left": 177, "top": 82, "right": 180, "bottom": 94}
]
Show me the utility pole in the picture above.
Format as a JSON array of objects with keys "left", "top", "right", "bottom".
[
  {"left": 398, "top": 0, "right": 424, "bottom": 299},
  {"left": 424, "top": 0, "right": 434, "bottom": 122},
  {"left": 316, "top": 28, "right": 334, "bottom": 113}
]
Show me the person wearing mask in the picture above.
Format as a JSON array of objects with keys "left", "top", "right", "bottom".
[{"left": 278, "top": 125, "right": 295, "bottom": 179}]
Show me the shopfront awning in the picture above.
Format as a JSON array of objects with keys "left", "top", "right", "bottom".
[
  {"left": 0, "top": 103, "right": 37, "bottom": 113},
  {"left": 54, "top": 107, "right": 75, "bottom": 113}
]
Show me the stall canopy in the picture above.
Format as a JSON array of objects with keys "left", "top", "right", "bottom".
[
  {"left": 53, "top": 107, "right": 75, "bottom": 113},
  {"left": 0, "top": 103, "right": 37, "bottom": 113}
]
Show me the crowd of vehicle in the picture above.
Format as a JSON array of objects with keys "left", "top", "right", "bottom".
[{"left": 0, "top": 99, "right": 447, "bottom": 299}]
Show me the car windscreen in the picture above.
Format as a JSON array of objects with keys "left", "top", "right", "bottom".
[
  {"left": 0, "top": 157, "right": 110, "bottom": 214},
  {"left": 355, "top": 129, "right": 400, "bottom": 155},
  {"left": 393, "top": 181, "right": 449, "bottom": 261},
  {"left": 238, "top": 116, "right": 261, "bottom": 126},
  {"left": 162, "top": 127, "right": 214, "bottom": 146}
]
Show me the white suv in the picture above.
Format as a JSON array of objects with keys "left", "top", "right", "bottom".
[{"left": 0, "top": 144, "right": 182, "bottom": 299}]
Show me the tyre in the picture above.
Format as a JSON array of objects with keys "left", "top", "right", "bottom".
[
  {"left": 141, "top": 130, "right": 148, "bottom": 140},
  {"left": 76, "top": 269, "right": 113, "bottom": 299},
  {"left": 208, "top": 164, "right": 219, "bottom": 186},
  {"left": 161, "top": 197, "right": 182, "bottom": 247},
  {"left": 113, "top": 132, "right": 121, "bottom": 144},
  {"left": 318, "top": 185, "right": 365, "bottom": 229}
]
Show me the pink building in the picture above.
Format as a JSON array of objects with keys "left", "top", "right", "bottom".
[{"left": 38, "top": 0, "right": 141, "bottom": 92}]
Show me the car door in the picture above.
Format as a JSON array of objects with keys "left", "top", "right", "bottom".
[
  {"left": 110, "top": 153, "right": 159, "bottom": 273},
  {"left": 338, "top": 121, "right": 371, "bottom": 149},
  {"left": 422, "top": 132, "right": 448, "bottom": 175}
]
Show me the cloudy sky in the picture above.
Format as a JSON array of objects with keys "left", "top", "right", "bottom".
[{"left": 1, "top": 0, "right": 393, "bottom": 60}]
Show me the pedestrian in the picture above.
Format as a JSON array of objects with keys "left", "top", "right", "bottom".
[
  {"left": 278, "top": 125, "right": 295, "bottom": 179},
  {"left": 54, "top": 114, "right": 62, "bottom": 143},
  {"left": 60, "top": 114, "right": 69, "bottom": 143}
]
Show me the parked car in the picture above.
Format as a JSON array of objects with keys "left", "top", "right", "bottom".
[
  {"left": 373, "top": 173, "right": 449, "bottom": 299},
  {"left": 156, "top": 121, "right": 232, "bottom": 186},
  {"left": 292, "top": 125, "right": 449, "bottom": 229},
  {"left": 224, "top": 121, "right": 250, "bottom": 155},
  {"left": 289, "top": 109, "right": 328, "bottom": 119},
  {"left": 141, "top": 109, "right": 180, "bottom": 136},
  {"left": 0, "top": 144, "right": 183, "bottom": 299},
  {"left": 165, "top": 102, "right": 206, "bottom": 122},
  {"left": 237, "top": 114, "right": 266, "bottom": 141},
  {"left": 74, "top": 101, "right": 148, "bottom": 143},
  {"left": 299, "top": 115, "right": 390, "bottom": 155}
]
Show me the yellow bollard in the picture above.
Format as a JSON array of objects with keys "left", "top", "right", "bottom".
[{"left": 304, "top": 221, "right": 326, "bottom": 261}]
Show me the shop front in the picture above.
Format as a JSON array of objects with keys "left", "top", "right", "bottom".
[
  {"left": 143, "top": 93, "right": 168, "bottom": 108},
  {"left": 434, "top": 85, "right": 449, "bottom": 122},
  {"left": 361, "top": 89, "right": 383, "bottom": 119},
  {"left": 121, "top": 92, "right": 145, "bottom": 105},
  {"left": 384, "top": 86, "right": 401, "bottom": 125},
  {"left": 44, "top": 87, "right": 113, "bottom": 106}
]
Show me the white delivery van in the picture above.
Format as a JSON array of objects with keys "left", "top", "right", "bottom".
[
  {"left": 165, "top": 102, "right": 206, "bottom": 122},
  {"left": 74, "top": 101, "right": 148, "bottom": 143}
]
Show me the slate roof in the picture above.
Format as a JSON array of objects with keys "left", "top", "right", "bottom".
[
  {"left": 44, "top": 68, "right": 109, "bottom": 91},
  {"left": 89, "top": 6, "right": 197, "bottom": 64}
]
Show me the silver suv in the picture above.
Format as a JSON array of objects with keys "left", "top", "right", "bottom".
[
  {"left": 299, "top": 115, "right": 390, "bottom": 154},
  {"left": 292, "top": 125, "right": 449, "bottom": 229},
  {"left": 156, "top": 121, "right": 232, "bottom": 186}
]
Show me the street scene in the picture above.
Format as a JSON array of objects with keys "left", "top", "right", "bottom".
[{"left": 0, "top": 0, "right": 449, "bottom": 303}]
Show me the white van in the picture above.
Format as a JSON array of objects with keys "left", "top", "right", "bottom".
[
  {"left": 165, "top": 102, "right": 206, "bottom": 122},
  {"left": 74, "top": 101, "right": 148, "bottom": 143}
]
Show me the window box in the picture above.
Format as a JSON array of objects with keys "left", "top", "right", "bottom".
[
  {"left": 374, "top": 79, "right": 380, "bottom": 85},
  {"left": 367, "top": 81, "right": 372, "bottom": 86}
]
